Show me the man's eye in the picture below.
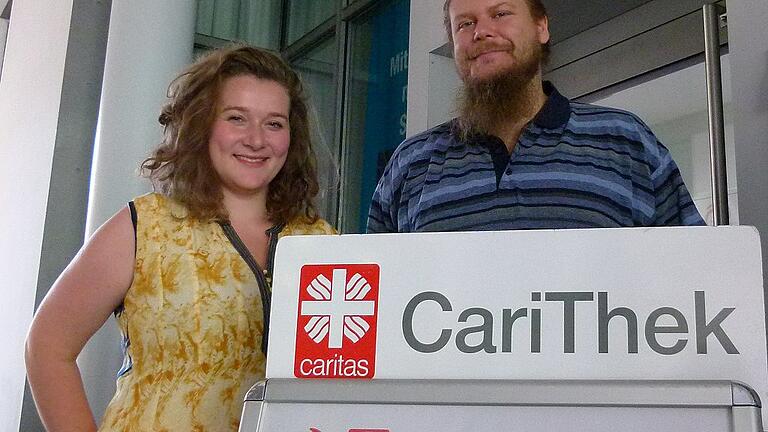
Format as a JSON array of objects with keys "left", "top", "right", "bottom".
[
  {"left": 457, "top": 20, "right": 474, "bottom": 31},
  {"left": 494, "top": 10, "right": 512, "bottom": 18}
]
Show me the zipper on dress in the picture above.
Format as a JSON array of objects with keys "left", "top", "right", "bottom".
[
  {"left": 218, "top": 222, "right": 284, "bottom": 355},
  {"left": 265, "top": 223, "right": 284, "bottom": 287}
]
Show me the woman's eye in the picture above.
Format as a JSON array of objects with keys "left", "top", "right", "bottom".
[
  {"left": 227, "top": 115, "right": 244, "bottom": 123},
  {"left": 267, "top": 121, "right": 285, "bottom": 129}
]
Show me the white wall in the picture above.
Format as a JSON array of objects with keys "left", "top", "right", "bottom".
[
  {"left": 728, "top": 0, "right": 768, "bottom": 308},
  {"left": 0, "top": 1, "right": 74, "bottom": 430},
  {"left": 407, "top": 0, "right": 457, "bottom": 137},
  {"left": 426, "top": 53, "right": 459, "bottom": 129}
]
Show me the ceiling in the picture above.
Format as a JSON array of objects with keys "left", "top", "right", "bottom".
[
  {"left": 544, "top": 0, "right": 654, "bottom": 43},
  {"left": 1, "top": 1, "right": 10, "bottom": 19}
]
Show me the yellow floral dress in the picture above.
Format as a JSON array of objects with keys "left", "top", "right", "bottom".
[{"left": 99, "top": 193, "right": 335, "bottom": 431}]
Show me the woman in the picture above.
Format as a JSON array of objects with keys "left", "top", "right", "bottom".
[{"left": 25, "top": 45, "right": 335, "bottom": 431}]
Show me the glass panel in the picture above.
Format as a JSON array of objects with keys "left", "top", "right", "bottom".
[
  {"left": 584, "top": 54, "right": 738, "bottom": 225},
  {"left": 196, "top": 0, "right": 239, "bottom": 40},
  {"left": 341, "top": 0, "right": 410, "bottom": 233},
  {"left": 196, "top": 0, "right": 215, "bottom": 36},
  {"left": 293, "top": 38, "right": 339, "bottom": 223},
  {"left": 286, "top": 0, "right": 336, "bottom": 45},
  {"left": 238, "top": 0, "right": 282, "bottom": 49},
  {"left": 195, "top": 0, "right": 281, "bottom": 50}
]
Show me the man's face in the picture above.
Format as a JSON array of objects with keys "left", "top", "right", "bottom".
[{"left": 449, "top": 0, "right": 550, "bottom": 83}]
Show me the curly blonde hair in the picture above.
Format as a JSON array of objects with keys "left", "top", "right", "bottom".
[{"left": 142, "top": 44, "right": 319, "bottom": 224}]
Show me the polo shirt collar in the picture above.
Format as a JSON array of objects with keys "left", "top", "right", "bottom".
[{"left": 532, "top": 81, "right": 571, "bottom": 129}]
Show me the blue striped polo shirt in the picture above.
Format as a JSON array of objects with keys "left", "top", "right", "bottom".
[{"left": 367, "top": 82, "right": 705, "bottom": 233}]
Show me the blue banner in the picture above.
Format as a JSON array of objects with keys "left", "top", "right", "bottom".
[{"left": 358, "top": 0, "right": 410, "bottom": 231}]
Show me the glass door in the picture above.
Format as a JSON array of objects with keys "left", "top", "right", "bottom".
[
  {"left": 581, "top": 54, "right": 737, "bottom": 225},
  {"left": 545, "top": 0, "right": 732, "bottom": 225}
]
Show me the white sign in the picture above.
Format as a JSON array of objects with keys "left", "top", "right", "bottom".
[{"left": 266, "top": 227, "right": 767, "bottom": 420}]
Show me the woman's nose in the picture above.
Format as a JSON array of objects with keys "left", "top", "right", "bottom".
[{"left": 243, "top": 126, "right": 266, "bottom": 150}]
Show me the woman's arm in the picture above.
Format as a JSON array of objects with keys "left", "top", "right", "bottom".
[{"left": 25, "top": 207, "right": 136, "bottom": 432}]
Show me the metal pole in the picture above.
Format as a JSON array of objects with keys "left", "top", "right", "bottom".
[{"left": 703, "top": 3, "right": 729, "bottom": 225}]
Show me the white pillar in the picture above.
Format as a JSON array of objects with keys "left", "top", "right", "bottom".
[
  {"left": 86, "top": 1, "right": 196, "bottom": 234},
  {"left": 0, "top": 1, "right": 75, "bottom": 430},
  {"left": 78, "top": 0, "right": 196, "bottom": 422}
]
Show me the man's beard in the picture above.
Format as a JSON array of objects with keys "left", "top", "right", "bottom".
[{"left": 456, "top": 42, "right": 543, "bottom": 140}]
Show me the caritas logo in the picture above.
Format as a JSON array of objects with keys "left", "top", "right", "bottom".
[{"left": 294, "top": 264, "right": 380, "bottom": 379}]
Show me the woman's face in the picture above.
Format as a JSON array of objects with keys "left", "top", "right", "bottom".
[{"left": 208, "top": 75, "right": 291, "bottom": 200}]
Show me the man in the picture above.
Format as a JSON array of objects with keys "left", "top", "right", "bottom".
[{"left": 367, "top": 0, "right": 704, "bottom": 233}]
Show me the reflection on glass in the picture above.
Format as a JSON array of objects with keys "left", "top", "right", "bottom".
[
  {"left": 342, "top": 0, "right": 410, "bottom": 233},
  {"left": 286, "top": 0, "right": 337, "bottom": 45},
  {"left": 196, "top": 0, "right": 281, "bottom": 50},
  {"left": 293, "top": 39, "right": 339, "bottom": 223},
  {"left": 584, "top": 54, "right": 737, "bottom": 225}
]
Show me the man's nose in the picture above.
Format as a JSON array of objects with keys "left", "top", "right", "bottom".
[{"left": 473, "top": 17, "right": 496, "bottom": 41}]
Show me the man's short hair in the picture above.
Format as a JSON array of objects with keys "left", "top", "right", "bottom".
[{"left": 443, "top": 0, "right": 551, "bottom": 63}]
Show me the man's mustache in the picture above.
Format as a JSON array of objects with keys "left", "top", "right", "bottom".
[{"left": 467, "top": 42, "right": 515, "bottom": 60}]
